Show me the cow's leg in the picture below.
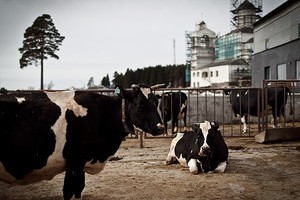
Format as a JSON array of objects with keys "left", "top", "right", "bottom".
[
  {"left": 166, "top": 154, "right": 178, "bottom": 165},
  {"left": 63, "top": 169, "right": 85, "bottom": 200},
  {"left": 272, "top": 109, "right": 279, "bottom": 128},
  {"left": 163, "top": 119, "right": 168, "bottom": 135},
  {"left": 166, "top": 138, "right": 179, "bottom": 165},
  {"left": 241, "top": 115, "right": 247, "bottom": 133},
  {"left": 173, "top": 119, "right": 178, "bottom": 134},
  {"left": 272, "top": 111, "right": 277, "bottom": 128},
  {"left": 198, "top": 156, "right": 210, "bottom": 173},
  {"left": 183, "top": 114, "right": 187, "bottom": 131},
  {"left": 214, "top": 161, "right": 227, "bottom": 173},
  {"left": 271, "top": 117, "right": 279, "bottom": 128},
  {"left": 166, "top": 149, "right": 177, "bottom": 165},
  {"left": 187, "top": 159, "right": 198, "bottom": 174},
  {"left": 279, "top": 105, "right": 286, "bottom": 127},
  {"left": 74, "top": 171, "right": 85, "bottom": 199},
  {"left": 63, "top": 156, "right": 85, "bottom": 200}
]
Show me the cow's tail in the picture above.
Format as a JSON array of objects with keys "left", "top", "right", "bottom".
[{"left": 180, "top": 99, "right": 187, "bottom": 113}]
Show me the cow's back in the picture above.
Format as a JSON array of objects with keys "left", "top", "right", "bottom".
[{"left": 0, "top": 92, "right": 61, "bottom": 183}]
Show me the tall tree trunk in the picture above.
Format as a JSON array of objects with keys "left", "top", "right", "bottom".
[
  {"left": 40, "top": 51, "right": 44, "bottom": 90},
  {"left": 40, "top": 36, "right": 44, "bottom": 90}
]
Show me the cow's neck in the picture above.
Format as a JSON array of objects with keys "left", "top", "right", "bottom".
[{"left": 121, "top": 99, "right": 134, "bottom": 134}]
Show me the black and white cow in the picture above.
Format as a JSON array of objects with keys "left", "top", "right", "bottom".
[
  {"left": 166, "top": 121, "right": 228, "bottom": 174},
  {"left": 158, "top": 91, "right": 187, "bottom": 135},
  {"left": 225, "top": 87, "right": 292, "bottom": 133},
  {"left": 0, "top": 83, "right": 164, "bottom": 200}
]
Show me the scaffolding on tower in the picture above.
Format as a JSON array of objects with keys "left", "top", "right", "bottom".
[
  {"left": 230, "top": 0, "right": 262, "bottom": 29},
  {"left": 185, "top": 31, "right": 192, "bottom": 87}
]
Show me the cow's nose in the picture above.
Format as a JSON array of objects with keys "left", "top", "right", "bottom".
[
  {"left": 157, "top": 123, "right": 164, "bottom": 129},
  {"left": 154, "top": 123, "right": 165, "bottom": 135},
  {"left": 202, "top": 146, "right": 211, "bottom": 155}
]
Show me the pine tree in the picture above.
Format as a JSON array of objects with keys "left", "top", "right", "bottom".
[
  {"left": 101, "top": 74, "right": 110, "bottom": 87},
  {"left": 19, "top": 14, "right": 65, "bottom": 90}
]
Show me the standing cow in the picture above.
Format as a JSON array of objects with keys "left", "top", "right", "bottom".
[
  {"left": 158, "top": 91, "right": 187, "bottom": 135},
  {"left": 0, "top": 83, "right": 164, "bottom": 200},
  {"left": 166, "top": 121, "right": 228, "bottom": 174},
  {"left": 225, "top": 87, "right": 293, "bottom": 133}
]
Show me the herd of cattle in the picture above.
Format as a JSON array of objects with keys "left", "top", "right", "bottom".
[{"left": 0, "top": 83, "right": 293, "bottom": 199}]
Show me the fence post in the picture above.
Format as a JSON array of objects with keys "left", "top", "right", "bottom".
[{"left": 139, "top": 131, "right": 144, "bottom": 148}]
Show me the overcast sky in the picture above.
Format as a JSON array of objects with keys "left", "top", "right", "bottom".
[{"left": 0, "top": 0, "right": 286, "bottom": 90}]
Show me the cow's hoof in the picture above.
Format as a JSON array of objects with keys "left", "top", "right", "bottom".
[{"left": 214, "top": 161, "right": 227, "bottom": 173}]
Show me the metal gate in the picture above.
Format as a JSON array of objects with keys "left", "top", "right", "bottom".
[{"left": 256, "top": 80, "right": 300, "bottom": 143}]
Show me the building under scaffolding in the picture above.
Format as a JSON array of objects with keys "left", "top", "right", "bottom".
[
  {"left": 216, "top": 0, "right": 262, "bottom": 63},
  {"left": 215, "top": 31, "right": 253, "bottom": 63},
  {"left": 186, "top": 0, "right": 262, "bottom": 88},
  {"left": 230, "top": 0, "right": 262, "bottom": 29}
]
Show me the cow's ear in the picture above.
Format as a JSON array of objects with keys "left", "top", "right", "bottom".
[
  {"left": 115, "top": 85, "right": 134, "bottom": 101},
  {"left": 210, "top": 121, "right": 219, "bottom": 130},
  {"left": 224, "top": 89, "right": 231, "bottom": 95},
  {"left": 192, "top": 123, "right": 200, "bottom": 132},
  {"left": 131, "top": 84, "right": 140, "bottom": 93}
]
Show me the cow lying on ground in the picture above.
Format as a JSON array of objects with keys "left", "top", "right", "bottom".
[
  {"left": 225, "top": 87, "right": 293, "bottom": 133},
  {"left": 157, "top": 91, "right": 187, "bottom": 135},
  {"left": 166, "top": 121, "right": 228, "bottom": 174},
  {"left": 0, "top": 83, "right": 164, "bottom": 200}
]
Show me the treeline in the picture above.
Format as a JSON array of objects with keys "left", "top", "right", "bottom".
[{"left": 111, "top": 64, "right": 186, "bottom": 88}]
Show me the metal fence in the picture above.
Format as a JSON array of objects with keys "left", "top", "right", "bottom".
[
  {"left": 6, "top": 82, "right": 300, "bottom": 140},
  {"left": 147, "top": 87, "right": 261, "bottom": 138},
  {"left": 146, "top": 81, "right": 300, "bottom": 138},
  {"left": 261, "top": 80, "right": 300, "bottom": 133}
]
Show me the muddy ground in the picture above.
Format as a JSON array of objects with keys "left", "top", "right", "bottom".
[{"left": 0, "top": 136, "right": 300, "bottom": 200}]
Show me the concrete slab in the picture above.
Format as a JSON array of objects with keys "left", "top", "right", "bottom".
[{"left": 255, "top": 127, "right": 300, "bottom": 143}]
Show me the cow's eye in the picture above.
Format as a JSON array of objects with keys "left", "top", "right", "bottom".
[
  {"left": 197, "top": 132, "right": 204, "bottom": 140},
  {"left": 207, "top": 130, "right": 215, "bottom": 141},
  {"left": 138, "top": 103, "right": 148, "bottom": 112}
]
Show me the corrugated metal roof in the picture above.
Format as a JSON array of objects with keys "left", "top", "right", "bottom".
[{"left": 197, "top": 59, "right": 249, "bottom": 69}]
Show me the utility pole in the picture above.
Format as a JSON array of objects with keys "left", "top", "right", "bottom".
[{"left": 173, "top": 38, "right": 176, "bottom": 65}]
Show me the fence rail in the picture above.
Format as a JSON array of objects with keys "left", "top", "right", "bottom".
[{"left": 5, "top": 81, "right": 300, "bottom": 140}]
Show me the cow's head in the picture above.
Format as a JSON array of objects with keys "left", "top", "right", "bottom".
[
  {"left": 157, "top": 93, "right": 171, "bottom": 117},
  {"left": 192, "top": 121, "right": 220, "bottom": 157},
  {"left": 115, "top": 83, "right": 164, "bottom": 136},
  {"left": 157, "top": 92, "right": 187, "bottom": 118}
]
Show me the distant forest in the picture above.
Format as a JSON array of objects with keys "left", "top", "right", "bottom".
[{"left": 110, "top": 64, "right": 186, "bottom": 88}]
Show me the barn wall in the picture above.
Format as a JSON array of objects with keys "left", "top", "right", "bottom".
[{"left": 251, "top": 39, "right": 300, "bottom": 87}]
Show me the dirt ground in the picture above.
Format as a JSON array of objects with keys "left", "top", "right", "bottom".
[{"left": 0, "top": 136, "right": 300, "bottom": 200}]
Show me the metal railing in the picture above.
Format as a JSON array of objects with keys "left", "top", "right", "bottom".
[{"left": 6, "top": 83, "right": 299, "bottom": 140}]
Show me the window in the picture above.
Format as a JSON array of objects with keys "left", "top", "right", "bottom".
[
  {"left": 210, "top": 71, "right": 213, "bottom": 77},
  {"left": 193, "top": 72, "right": 195, "bottom": 77},
  {"left": 277, "top": 64, "right": 287, "bottom": 80},
  {"left": 200, "top": 35, "right": 209, "bottom": 48},
  {"left": 297, "top": 60, "right": 300, "bottom": 79},
  {"left": 202, "top": 72, "right": 208, "bottom": 78},
  {"left": 264, "top": 66, "right": 270, "bottom": 79},
  {"left": 265, "top": 39, "right": 269, "bottom": 49},
  {"left": 197, "top": 72, "right": 200, "bottom": 77},
  {"left": 216, "top": 70, "right": 219, "bottom": 77}
]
